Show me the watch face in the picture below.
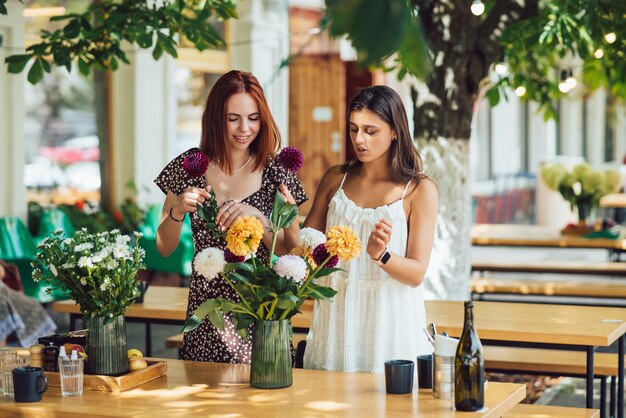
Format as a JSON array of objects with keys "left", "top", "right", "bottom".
[{"left": 380, "top": 251, "right": 391, "bottom": 264}]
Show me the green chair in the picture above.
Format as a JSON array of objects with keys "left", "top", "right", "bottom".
[
  {"left": 0, "top": 216, "right": 68, "bottom": 303},
  {"left": 140, "top": 205, "right": 193, "bottom": 283},
  {"left": 36, "top": 208, "right": 76, "bottom": 243}
]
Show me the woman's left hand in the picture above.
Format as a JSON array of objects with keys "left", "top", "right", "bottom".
[
  {"left": 216, "top": 201, "right": 267, "bottom": 232},
  {"left": 367, "top": 218, "right": 393, "bottom": 260}
]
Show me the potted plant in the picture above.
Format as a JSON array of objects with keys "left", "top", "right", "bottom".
[
  {"left": 32, "top": 228, "right": 145, "bottom": 375},
  {"left": 541, "top": 162, "right": 621, "bottom": 233}
]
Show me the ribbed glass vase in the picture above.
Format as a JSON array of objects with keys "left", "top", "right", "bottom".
[
  {"left": 250, "top": 320, "right": 292, "bottom": 389},
  {"left": 86, "top": 315, "right": 128, "bottom": 376}
]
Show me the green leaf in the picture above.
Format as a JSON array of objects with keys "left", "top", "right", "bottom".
[
  {"left": 0, "top": 4, "right": 6, "bottom": 15},
  {"left": 308, "top": 284, "right": 338, "bottom": 299},
  {"left": 228, "top": 271, "right": 253, "bottom": 285},
  {"left": 77, "top": 58, "right": 90, "bottom": 76},
  {"left": 276, "top": 292, "right": 299, "bottom": 310},
  {"left": 5, "top": 54, "right": 31, "bottom": 74},
  {"left": 27, "top": 58, "right": 44, "bottom": 84},
  {"left": 224, "top": 262, "right": 254, "bottom": 274},
  {"left": 314, "top": 267, "right": 342, "bottom": 278},
  {"left": 181, "top": 315, "right": 202, "bottom": 332},
  {"left": 152, "top": 42, "right": 164, "bottom": 60},
  {"left": 63, "top": 19, "right": 81, "bottom": 38},
  {"left": 486, "top": 86, "right": 500, "bottom": 107},
  {"left": 208, "top": 309, "right": 225, "bottom": 330}
]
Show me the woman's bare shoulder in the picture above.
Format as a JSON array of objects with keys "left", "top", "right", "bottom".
[{"left": 408, "top": 176, "right": 438, "bottom": 206}]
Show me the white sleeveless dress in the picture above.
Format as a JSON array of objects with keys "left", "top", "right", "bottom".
[{"left": 303, "top": 175, "right": 431, "bottom": 373}]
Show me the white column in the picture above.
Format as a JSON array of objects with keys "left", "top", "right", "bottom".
[
  {"left": 111, "top": 47, "right": 176, "bottom": 207},
  {"left": 585, "top": 90, "right": 607, "bottom": 165},
  {"left": 0, "top": 1, "right": 25, "bottom": 218},
  {"left": 559, "top": 96, "right": 583, "bottom": 157},
  {"left": 229, "top": 0, "right": 290, "bottom": 145}
]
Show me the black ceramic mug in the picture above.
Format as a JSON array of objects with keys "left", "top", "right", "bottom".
[
  {"left": 12, "top": 367, "right": 48, "bottom": 403},
  {"left": 416, "top": 354, "right": 434, "bottom": 389},
  {"left": 384, "top": 360, "right": 414, "bottom": 394}
]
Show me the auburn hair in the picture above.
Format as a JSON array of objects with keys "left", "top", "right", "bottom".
[{"left": 200, "top": 70, "right": 280, "bottom": 174}]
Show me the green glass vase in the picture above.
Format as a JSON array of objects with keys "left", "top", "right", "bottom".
[
  {"left": 250, "top": 319, "right": 292, "bottom": 389},
  {"left": 86, "top": 315, "right": 129, "bottom": 376}
]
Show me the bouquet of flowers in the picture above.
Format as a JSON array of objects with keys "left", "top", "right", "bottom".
[
  {"left": 181, "top": 147, "right": 360, "bottom": 337},
  {"left": 541, "top": 162, "right": 621, "bottom": 224},
  {"left": 32, "top": 228, "right": 146, "bottom": 320}
]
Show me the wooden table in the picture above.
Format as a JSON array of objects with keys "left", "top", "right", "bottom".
[
  {"left": 601, "top": 194, "right": 626, "bottom": 209},
  {"left": 426, "top": 300, "right": 626, "bottom": 416},
  {"left": 0, "top": 359, "right": 525, "bottom": 417},
  {"left": 472, "top": 224, "right": 626, "bottom": 250}
]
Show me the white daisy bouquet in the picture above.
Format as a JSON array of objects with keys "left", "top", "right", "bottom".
[
  {"left": 182, "top": 192, "right": 362, "bottom": 336},
  {"left": 32, "top": 228, "right": 146, "bottom": 320}
]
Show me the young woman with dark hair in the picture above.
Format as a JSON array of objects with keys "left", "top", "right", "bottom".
[
  {"left": 303, "top": 85, "right": 438, "bottom": 373},
  {"left": 154, "top": 70, "right": 307, "bottom": 363}
]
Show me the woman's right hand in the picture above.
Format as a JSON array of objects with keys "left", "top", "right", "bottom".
[{"left": 172, "top": 186, "right": 211, "bottom": 218}]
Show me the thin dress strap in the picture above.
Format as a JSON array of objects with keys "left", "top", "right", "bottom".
[
  {"left": 338, "top": 173, "right": 348, "bottom": 190},
  {"left": 401, "top": 181, "right": 412, "bottom": 199}
]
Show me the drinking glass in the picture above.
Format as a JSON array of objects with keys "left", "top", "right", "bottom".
[
  {"left": 0, "top": 348, "right": 16, "bottom": 394},
  {"left": 58, "top": 357, "right": 84, "bottom": 397}
]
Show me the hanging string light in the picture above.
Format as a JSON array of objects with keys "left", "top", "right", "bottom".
[
  {"left": 565, "top": 69, "right": 577, "bottom": 90},
  {"left": 594, "top": 48, "right": 604, "bottom": 59},
  {"left": 558, "top": 69, "right": 570, "bottom": 93},
  {"left": 604, "top": 32, "right": 616, "bottom": 44},
  {"left": 514, "top": 86, "right": 527, "bottom": 97},
  {"left": 470, "top": 0, "right": 485, "bottom": 16}
]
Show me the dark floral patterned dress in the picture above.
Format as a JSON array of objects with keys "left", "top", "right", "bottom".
[{"left": 154, "top": 148, "right": 308, "bottom": 363}]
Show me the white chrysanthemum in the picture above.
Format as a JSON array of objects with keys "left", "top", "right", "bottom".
[
  {"left": 92, "top": 255, "right": 103, "bottom": 264},
  {"left": 299, "top": 227, "right": 326, "bottom": 250},
  {"left": 37, "top": 238, "right": 49, "bottom": 249},
  {"left": 193, "top": 248, "right": 226, "bottom": 280},
  {"left": 63, "top": 238, "right": 73, "bottom": 245},
  {"left": 110, "top": 229, "right": 120, "bottom": 234},
  {"left": 80, "top": 278, "right": 87, "bottom": 286},
  {"left": 61, "top": 263, "right": 73, "bottom": 269},
  {"left": 113, "top": 244, "right": 129, "bottom": 259},
  {"left": 106, "top": 259, "right": 118, "bottom": 271},
  {"left": 49, "top": 265, "right": 58, "bottom": 277},
  {"left": 134, "top": 231, "right": 144, "bottom": 238},
  {"left": 77, "top": 256, "right": 93, "bottom": 268},
  {"left": 54, "top": 228, "right": 64, "bottom": 234},
  {"left": 115, "top": 234, "right": 131, "bottom": 245},
  {"left": 273, "top": 255, "right": 307, "bottom": 283},
  {"left": 74, "top": 243, "right": 94, "bottom": 252}
]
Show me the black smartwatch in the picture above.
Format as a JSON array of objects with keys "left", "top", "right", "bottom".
[{"left": 375, "top": 247, "right": 391, "bottom": 266}]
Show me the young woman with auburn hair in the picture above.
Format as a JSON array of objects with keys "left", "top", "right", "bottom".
[{"left": 154, "top": 70, "right": 307, "bottom": 363}]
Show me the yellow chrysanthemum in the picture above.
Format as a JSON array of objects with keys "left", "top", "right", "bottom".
[
  {"left": 289, "top": 244, "right": 316, "bottom": 269},
  {"left": 325, "top": 226, "right": 361, "bottom": 261},
  {"left": 225, "top": 216, "right": 264, "bottom": 257}
]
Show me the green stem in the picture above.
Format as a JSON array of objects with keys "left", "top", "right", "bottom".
[
  {"left": 269, "top": 214, "right": 281, "bottom": 267},
  {"left": 221, "top": 273, "right": 256, "bottom": 317},
  {"left": 298, "top": 254, "right": 332, "bottom": 298},
  {"left": 266, "top": 297, "right": 279, "bottom": 320}
]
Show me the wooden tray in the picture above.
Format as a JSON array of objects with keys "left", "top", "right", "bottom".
[{"left": 45, "top": 360, "right": 167, "bottom": 392}]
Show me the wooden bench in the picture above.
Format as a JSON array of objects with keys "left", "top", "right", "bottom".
[
  {"left": 472, "top": 277, "right": 626, "bottom": 299},
  {"left": 504, "top": 404, "right": 599, "bottom": 417},
  {"left": 472, "top": 260, "right": 626, "bottom": 276}
]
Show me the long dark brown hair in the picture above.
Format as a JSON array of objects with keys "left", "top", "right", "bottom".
[
  {"left": 200, "top": 70, "right": 281, "bottom": 174},
  {"left": 342, "top": 85, "right": 425, "bottom": 191}
]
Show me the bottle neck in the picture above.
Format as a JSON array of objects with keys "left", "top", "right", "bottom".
[{"left": 464, "top": 305, "right": 474, "bottom": 329}]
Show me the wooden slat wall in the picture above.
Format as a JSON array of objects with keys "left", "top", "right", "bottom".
[{"left": 288, "top": 54, "right": 345, "bottom": 217}]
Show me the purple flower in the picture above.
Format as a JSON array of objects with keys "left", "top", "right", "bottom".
[
  {"left": 277, "top": 146, "right": 303, "bottom": 172},
  {"left": 183, "top": 151, "right": 209, "bottom": 178},
  {"left": 224, "top": 248, "right": 245, "bottom": 263},
  {"left": 312, "top": 244, "right": 338, "bottom": 268}
]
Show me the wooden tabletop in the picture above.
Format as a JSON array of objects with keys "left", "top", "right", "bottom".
[
  {"left": 471, "top": 224, "right": 626, "bottom": 250},
  {"left": 0, "top": 359, "right": 525, "bottom": 418},
  {"left": 52, "top": 286, "right": 314, "bottom": 329},
  {"left": 426, "top": 300, "right": 626, "bottom": 347},
  {"left": 600, "top": 193, "right": 626, "bottom": 209}
]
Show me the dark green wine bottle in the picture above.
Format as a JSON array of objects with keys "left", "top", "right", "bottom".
[{"left": 454, "top": 301, "right": 485, "bottom": 411}]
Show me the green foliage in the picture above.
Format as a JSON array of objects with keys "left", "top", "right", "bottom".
[
  {"left": 196, "top": 189, "right": 223, "bottom": 237},
  {"left": 492, "top": 0, "right": 626, "bottom": 118},
  {"left": 325, "top": 0, "right": 430, "bottom": 79},
  {"left": 4, "top": 0, "right": 237, "bottom": 84}
]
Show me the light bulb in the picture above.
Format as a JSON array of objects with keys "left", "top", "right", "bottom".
[
  {"left": 594, "top": 48, "right": 604, "bottom": 59},
  {"left": 558, "top": 82, "right": 570, "bottom": 93},
  {"left": 514, "top": 86, "right": 527, "bottom": 97},
  {"left": 470, "top": 0, "right": 485, "bottom": 16},
  {"left": 566, "top": 72, "right": 577, "bottom": 90},
  {"left": 604, "top": 32, "right": 616, "bottom": 44},
  {"left": 494, "top": 62, "right": 508, "bottom": 76}
]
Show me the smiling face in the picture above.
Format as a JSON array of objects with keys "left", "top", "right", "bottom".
[
  {"left": 349, "top": 108, "right": 396, "bottom": 163},
  {"left": 225, "top": 92, "right": 261, "bottom": 152}
]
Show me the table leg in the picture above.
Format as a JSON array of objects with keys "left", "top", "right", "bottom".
[
  {"left": 146, "top": 322, "right": 152, "bottom": 357},
  {"left": 587, "top": 346, "right": 595, "bottom": 409},
  {"left": 601, "top": 376, "right": 607, "bottom": 418},
  {"left": 611, "top": 376, "right": 616, "bottom": 418},
  {"left": 70, "top": 314, "right": 78, "bottom": 331},
  {"left": 619, "top": 335, "right": 624, "bottom": 418}
]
